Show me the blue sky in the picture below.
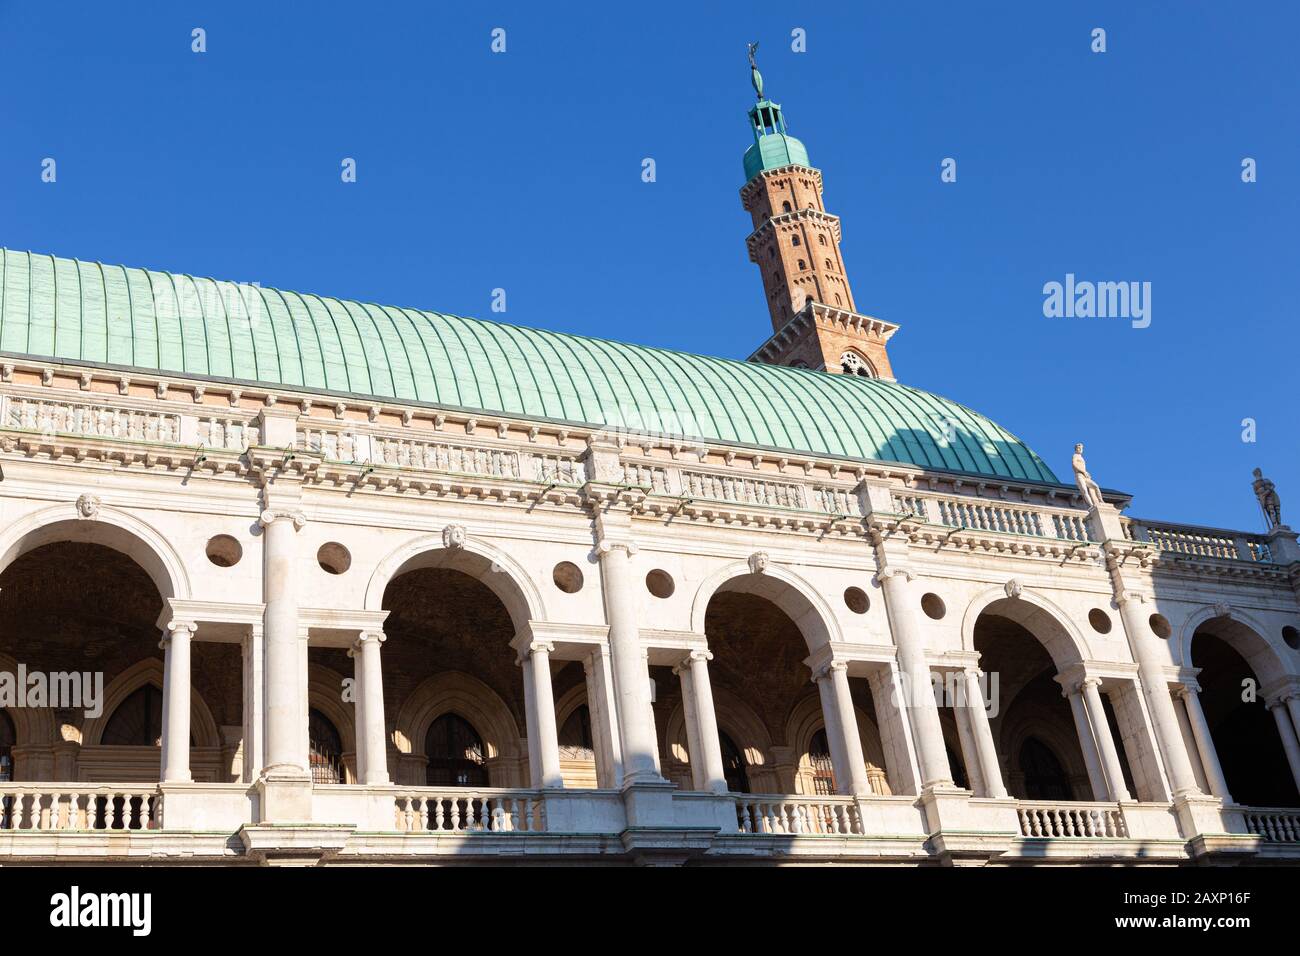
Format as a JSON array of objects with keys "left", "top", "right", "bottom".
[{"left": 2, "top": 2, "right": 1296, "bottom": 530}]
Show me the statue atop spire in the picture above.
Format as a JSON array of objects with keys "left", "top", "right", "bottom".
[{"left": 747, "top": 41, "right": 764, "bottom": 100}]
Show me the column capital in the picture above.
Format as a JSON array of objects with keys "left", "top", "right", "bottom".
[
  {"left": 810, "top": 660, "right": 848, "bottom": 684},
  {"left": 517, "top": 639, "right": 555, "bottom": 664},
  {"left": 1078, "top": 676, "right": 1104, "bottom": 691},
  {"left": 596, "top": 537, "right": 638, "bottom": 556},
  {"left": 673, "top": 648, "right": 713, "bottom": 675},
  {"left": 350, "top": 630, "right": 386, "bottom": 654},
  {"left": 1176, "top": 682, "right": 1202, "bottom": 701},
  {"left": 1266, "top": 695, "right": 1293, "bottom": 711},
  {"left": 159, "top": 620, "right": 197, "bottom": 649},
  {"left": 259, "top": 507, "right": 306, "bottom": 530},
  {"left": 876, "top": 566, "right": 916, "bottom": 584}
]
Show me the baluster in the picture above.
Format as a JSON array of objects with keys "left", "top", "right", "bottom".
[
  {"left": 490, "top": 798, "right": 504, "bottom": 832},
  {"left": 17, "top": 792, "right": 33, "bottom": 830}
]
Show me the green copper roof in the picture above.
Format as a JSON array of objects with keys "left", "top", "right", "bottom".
[
  {"left": 0, "top": 248, "right": 1059, "bottom": 483},
  {"left": 744, "top": 98, "right": 811, "bottom": 183}
]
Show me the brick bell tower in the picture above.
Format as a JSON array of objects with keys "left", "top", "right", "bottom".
[{"left": 740, "top": 45, "right": 898, "bottom": 379}]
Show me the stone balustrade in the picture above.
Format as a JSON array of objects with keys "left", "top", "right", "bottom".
[
  {"left": 1017, "top": 801, "right": 1127, "bottom": 838},
  {"left": 3, "top": 394, "right": 184, "bottom": 445},
  {"left": 892, "top": 490, "right": 1091, "bottom": 543},
  {"left": 0, "top": 785, "right": 161, "bottom": 831},
  {"left": 0, "top": 387, "right": 1277, "bottom": 568},
  {"left": 734, "top": 793, "right": 863, "bottom": 836},
  {"left": 393, "top": 788, "right": 546, "bottom": 833},
  {"left": 1124, "top": 517, "right": 1273, "bottom": 563},
  {"left": 1243, "top": 808, "right": 1300, "bottom": 842}
]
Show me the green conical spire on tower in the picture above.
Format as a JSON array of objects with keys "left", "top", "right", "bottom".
[{"left": 742, "top": 42, "right": 811, "bottom": 184}]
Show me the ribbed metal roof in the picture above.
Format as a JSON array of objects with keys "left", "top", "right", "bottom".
[{"left": 0, "top": 249, "right": 1058, "bottom": 483}]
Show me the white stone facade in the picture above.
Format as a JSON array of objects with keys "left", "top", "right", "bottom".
[{"left": 0, "top": 364, "right": 1298, "bottom": 866}]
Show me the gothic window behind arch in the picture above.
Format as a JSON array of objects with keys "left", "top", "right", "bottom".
[
  {"left": 818, "top": 233, "right": 826, "bottom": 245},
  {"left": 0, "top": 710, "right": 14, "bottom": 783},
  {"left": 0, "top": 710, "right": 12, "bottom": 827},
  {"left": 834, "top": 293, "right": 843, "bottom": 306},
  {"left": 425, "top": 713, "right": 488, "bottom": 787},
  {"left": 102, "top": 684, "right": 165, "bottom": 746},
  {"left": 840, "top": 351, "right": 874, "bottom": 377},
  {"left": 824, "top": 258, "right": 833, "bottom": 270},
  {"left": 309, "top": 709, "right": 344, "bottom": 784},
  {"left": 946, "top": 743, "right": 970, "bottom": 790},
  {"left": 719, "top": 731, "right": 749, "bottom": 794},
  {"left": 1019, "top": 737, "right": 1072, "bottom": 800},
  {"left": 558, "top": 704, "right": 595, "bottom": 760},
  {"left": 809, "top": 728, "right": 836, "bottom": 795}
]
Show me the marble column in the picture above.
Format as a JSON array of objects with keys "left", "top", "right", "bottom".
[
  {"left": 521, "top": 641, "right": 563, "bottom": 789},
  {"left": 962, "top": 668, "right": 1008, "bottom": 799},
  {"left": 354, "top": 631, "right": 390, "bottom": 785},
  {"left": 1114, "top": 594, "right": 1199, "bottom": 796},
  {"left": 583, "top": 647, "right": 623, "bottom": 789},
  {"left": 260, "top": 507, "right": 307, "bottom": 775},
  {"left": 1065, "top": 684, "right": 1110, "bottom": 800},
  {"left": 680, "top": 650, "right": 727, "bottom": 793},
  {"left": 674, "top": 659, "right": 706, "bottom": 790},
  {"left": 159, "top": 621, "right": 195, "bottom": 783},
  {"left": 821, "top": 662, "right": 872, "bottom": 795},
  {"left": 350, "top": 639, "right": 368, "bottom": 784},
  {"left": 240, "top": 625, "right": 264, "bottom": 783},
  {"left": 877, "top": 568, "right": 952, "bottom": 787},
  {"left": 1268, "top": 697, "right": 1300, "bottom": 793},
  {"left": 952, "top": 700, "right": 986, "bottom": 796},
  {"left": 1081, "top": 678, "right": 1131, "bottom": 801},
  {"left": 596, "top": 538, "right": 661, "bottom": 784},
  {"left": 1178, "top": 686, "right": 1231, "bottom": 802}
]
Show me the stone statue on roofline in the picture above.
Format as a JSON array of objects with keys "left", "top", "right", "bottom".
[
  {"left": 1071, "top": 443, "right": 1105, "bottom": 510},
  {"left": 1253, "top": 468, "right": 1282, "bottom": 530}
]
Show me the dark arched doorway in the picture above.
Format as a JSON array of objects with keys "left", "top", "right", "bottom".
[
  {"left": 309, "top": 709, "right": 345, "bottom": 784},
  {"left": 1192, "top": 631, "right": 1297, "bottom": 807},
  {"left": 1020, "top": 736, "right": 1073, "bottom": 800},
  {"left": 425, "top": 713, "right": 488, "bottom": 787}
]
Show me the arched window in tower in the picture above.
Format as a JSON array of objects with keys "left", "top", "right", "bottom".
[
  {"left": 102, "top": 684, "right": 165, "bottom": 746},
  {"left": 839, "top": 351, "right": 875, "bottom": 377},
  {"left": 791, "top": 234, "right": 801, "bottom": 247},
  {"left": 797, "top": 259, "right": 807, "bottom": 271},
  {"left": 824, "top": 258, "right": 833, "bottom": 270},
  {"left": 818, "top": 234, "right": 827, "bottom": 246},
  {"left": 308, "top": 709, "right": 345, "bottom": 784},
  {"left": 808, "top": 728, "right": 837, "bottom": 795},
  {"left": 425, "top": 713, "right": 488, "bottom": 787},
  {"left": 1019, "top": 737, "right": 1073, "bottom": 801},
  {"left": 834, "top": 294, "right": 843, "bottom": 306},
  {"left": 719, "top": 731, "right": 749, "bottom": 793},
  {"left": 781, "top": 201, "right": 792, "bottom": 213}
]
